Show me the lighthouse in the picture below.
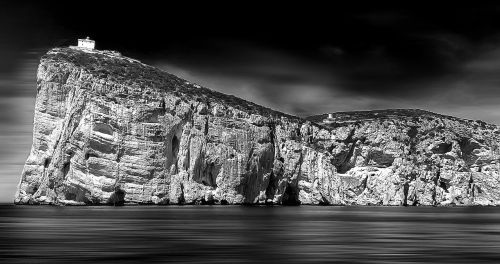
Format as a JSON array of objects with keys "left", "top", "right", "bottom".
[{"left": 77, "top": 37, "right": 95, "bottom": 50}]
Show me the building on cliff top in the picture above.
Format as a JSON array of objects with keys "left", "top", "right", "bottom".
[
  {"left": 77, "top": 37, "right": 95, "bottom": 50},
  {"left": 322, "top": 113, "right": 335, "bottom": 124}
]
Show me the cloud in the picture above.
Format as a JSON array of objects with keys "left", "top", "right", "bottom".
[
  {"left": 154, "top": 43, "right": 346, "bottom": 116},
  {"left": 0, "top": 96, "right": 35, "bottom": 203},
  {"left": 0, "top": 54, "right": 40, "bottom": 98},
  {"left": 153, "top": 40, "right": 449, "bottom": 116},
  {"left": 151, "top": 36, "right": 500, "bottom": 124},
  {"left": 320, "top": 46, "right": 344, "bottom": 57}
]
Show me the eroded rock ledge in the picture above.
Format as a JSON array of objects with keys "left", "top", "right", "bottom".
[{"left": 15, "top": 48, "right": 500, "bottom": 206}]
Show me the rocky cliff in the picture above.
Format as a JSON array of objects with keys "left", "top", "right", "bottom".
[{"left": 15, "top": 48, "right": 500, "bottom": 206}]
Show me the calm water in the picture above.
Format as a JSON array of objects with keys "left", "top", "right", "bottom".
[{"left": 1, "top": 205, "right": 500, "bottom": 263}]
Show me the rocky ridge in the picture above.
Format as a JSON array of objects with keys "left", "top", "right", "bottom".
[{"left": 15, "top": 48, "right": 500, "bottom": 206}]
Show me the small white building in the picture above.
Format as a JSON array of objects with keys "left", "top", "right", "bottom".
[
  {"left": 78, "top": 37, "right": 95, "bottom": 50},
  {"left": 328, "top": 113, "right": 333, "bottom": 119}
]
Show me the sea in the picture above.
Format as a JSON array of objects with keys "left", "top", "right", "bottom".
[{"left": 1, "top": 205, "right": 500, "bottom": 263}]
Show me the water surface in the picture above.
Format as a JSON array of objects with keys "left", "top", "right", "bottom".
[{"left": 1, "top": 205, "right": 499, "bottom": 263}]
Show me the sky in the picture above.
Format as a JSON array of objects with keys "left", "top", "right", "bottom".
[{"left": 3, "top": 1, "right": 500, "bottom": 201}]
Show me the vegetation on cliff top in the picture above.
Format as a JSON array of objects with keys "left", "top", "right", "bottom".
[
  {"left": 43, "top": 47, "right": 300, "bottom": 122},
  {"left": 44, "top": 48, "right": 499, "bottom": 130},
  {"left": 307, "top": 109, "right": 498, "bottom": 130}
]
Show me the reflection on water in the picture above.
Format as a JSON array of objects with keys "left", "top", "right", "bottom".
[{"left": 1, "top": 205, "right": 500, "bottom": 263}]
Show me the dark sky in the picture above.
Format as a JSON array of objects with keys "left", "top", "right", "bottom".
[
  {"left": 4, "top": 1, "right": 500, "bottom": 117},
  {"left": 3, "top": 1, "right": 500, "bottom": 200}
]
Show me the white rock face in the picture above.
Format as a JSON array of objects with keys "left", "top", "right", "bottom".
[
  {"left": 14, "top": 48, "right": 500, "bottom": 206},
  {"left": 307, "top": 110, "right": 500, "bottom": 206}
]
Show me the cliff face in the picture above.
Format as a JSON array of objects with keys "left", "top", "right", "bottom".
[
  {"left": 308, "top": 110, "right": 500, "bottom": 206},
  {"left": 15, "top": 48, "right": 500, "bottom": 205}
]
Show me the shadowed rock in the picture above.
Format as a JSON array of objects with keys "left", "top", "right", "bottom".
[{"left": 107, "top": 186, "right": 125, "bottom": 206}]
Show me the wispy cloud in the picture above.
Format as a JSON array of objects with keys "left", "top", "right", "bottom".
[{"left": 151, "top": 36, "right": 500, "bottom": 124}]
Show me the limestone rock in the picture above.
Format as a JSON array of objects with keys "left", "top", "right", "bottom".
[
  {"left": 14, "top": 48, "right": 500, "bottom": 206},
  {"left": 309, "top": 110, "right": 500, "bottom": 206}
]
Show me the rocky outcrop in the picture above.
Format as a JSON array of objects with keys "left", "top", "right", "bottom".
[
  {"left": 308, "top": 110, "right": 500, "bottom": 206},
  {"left": 15, "top": 48, "right": 500, "bottom": 206}
]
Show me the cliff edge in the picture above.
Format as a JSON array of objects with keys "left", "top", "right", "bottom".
[{"left": 15, "top": 48, "right": 500, "bottom": 205}]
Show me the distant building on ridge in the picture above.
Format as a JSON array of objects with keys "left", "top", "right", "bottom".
[{"left": 78, "top": 37, "right": 95, "bottom": 50}]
